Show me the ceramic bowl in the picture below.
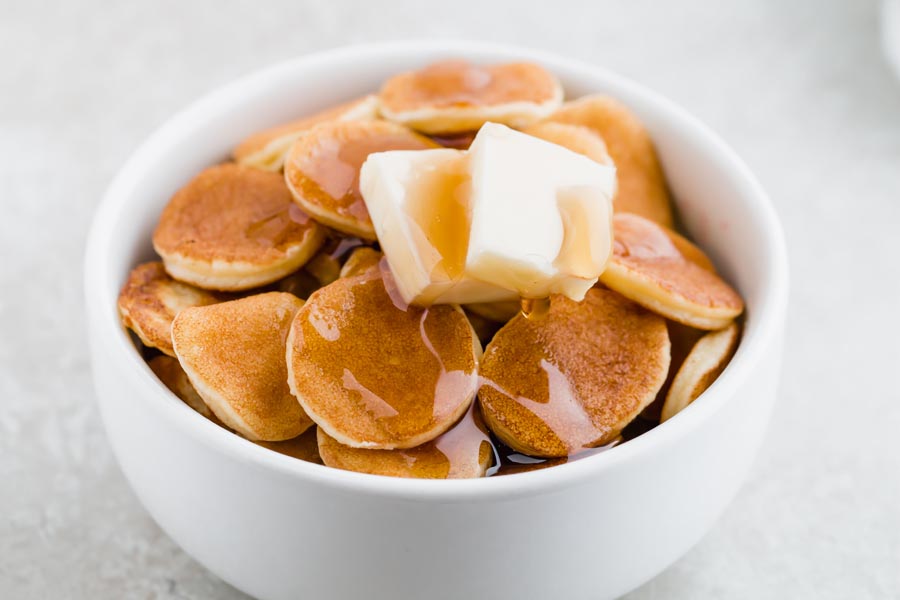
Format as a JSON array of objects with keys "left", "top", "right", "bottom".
[{"left": 84, "top": 41, "right": 788, "bottom": 600}]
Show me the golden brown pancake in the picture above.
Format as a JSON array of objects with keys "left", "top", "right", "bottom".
[
  {"left": 172, "top": 292, "right": 313, "bottom": 441},
  {"left": 338, "top": 246, "right": 383, "bottom": 279},
  {"left": 286, "top": 264, "right": 481, "bottom": 450},
  {"left": 148, "top": 354, "right": 216, "bottom": 420},
  {"left": 548, "top": 95, "right": 674, "bottom": 227},
  {"left": 232, "top": 95, "right": 378, "bottom": 171},
  {"left": 478, "top": 288, "right": 670, "bottom": 458},
  {"left": 522, "top": 121, "right": 612, "bottom": 165},
  {"left": 640, "top": 321, "right": 705, "bottom": 421},
  {"left": 153, "top": 164, "right": 326, "bottom": 291},
  {"left": 599, "top": 213, "right": 744, "bottom": 330},
  {"left": 661, "top": 322, "right": 740, "bottom": 422},
  {"left": 257, "top": 427, "right": 323, "bottom": 464},
  {"left": 317, "top": 404, "right": 494, "bottom": 478},
  {"left": 304, "top": 252, "right": 342, "bottom": 287},
  {"left": 283, "top": 120, "right": 437, "bottom": 239},
  {"left": 379, "top": 60, "right": 563, "bottom": 134},
  {"left": 118, "top": 262, "right": 219, "bottom": 356}
]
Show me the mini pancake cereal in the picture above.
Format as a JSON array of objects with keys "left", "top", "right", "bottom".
[
  {"left": 153, "top": 164, "right": 326, "bottom": 291},
  {"left": 338, "top": 246, "right": 383, "bottom": 279},
  {"left": 547, "top": 95, "right": 674, "bottom": 226},
  {"left": 148, "top": 354, "right": 216, "bottom": 420},
  {"left": 661, "top": 322, "right": 740, "bottom": 422},
  {"left": 118, "top": 261, "right": 219, "bottom": 356},
  {"left": 478, "top": 288, "right": 670, "bottom": 457},
  {"left": 123, "top": 59, "right": 745, "bottom": 478},
  {"left": 233, "top": 95, "right": 378, "bottom": 171},
  {"left": 172, "top": 292, "right": 313, "bottom": 441},
  {"left": 317, "top": 405, "right": 494, "bottom": 478},
  {"left": 283, "top": 120, "right": 438, "bottom": 239},
  {"left": 600, "top": 213, "right": 744, "bottom": 330},
  {"left": 286, "top": 265, "right": 480, "bottom": 450},
  {"left": 379, "top": 60, "right": 563, "bottom": 134}
]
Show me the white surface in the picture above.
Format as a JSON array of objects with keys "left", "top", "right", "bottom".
[
  {"left": 83, "top": 42, "right": 786, "bottom": 600},
  {"left": 1, "top": 1, "right": 898, "bottom": 598}
]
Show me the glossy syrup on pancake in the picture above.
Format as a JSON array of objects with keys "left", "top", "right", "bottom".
[
  {"left": 478, "top": 288, "right": 670, "bottom": 458},
  {"left": 381, "top": 61, "right": 559, "bottom": 112},
  {"left": 601, "top": 213, "right": 743, "bottom": 329},
  {"left": 317, "top": 403, "right": 496, "bottom": 479},
  {"left": 153, "top": 164, "right": 325, "bottom": 291},
  {"left": 287, "top": 259, "right": 480, "bottom": 449},
  {"left": 284, "top": 121, "right": 437, "bottom": 238}
]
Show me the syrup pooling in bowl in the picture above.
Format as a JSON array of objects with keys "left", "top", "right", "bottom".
[
  {"left": 245, "top": 203, "right": 316, "bottom": 243},
  {"left": 121, "top": 58, "right": 746, "bottom": 479},
  {"left": 318, "top": 403, "right": 496, "bottom": 478}
]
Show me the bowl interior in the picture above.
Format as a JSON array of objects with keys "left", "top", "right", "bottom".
[{"left": 86, "top": 42, "right": 787, "bottom": 493}]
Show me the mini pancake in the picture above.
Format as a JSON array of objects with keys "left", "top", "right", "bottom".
[
  {"left": 640, "top": 321, "right": 705, "bottom": 421},
  {"left": 548, "top": 95, "right": 674, "bottom": 227},
  {"left": 338, "top": 246, "right": 382, "bottom": 279},
  {"left": 304, "top": 252, "right": 342, "bottom": 287},
  {"left": 257, "top": 427, "right": 323, "bottom": 464},
  {"left": 316, "top": 405, "right": 494, "bottom": 478},
  {"left": 599, "top": 213, "right": 744, "bottom": 330},
  {"left": 232, "top": 95, "right": 378, "bottom": 171},
  {"left": 287, "top": 265, "right": 481, "bottom": 450},
  {"left": 118, "top": 262, "right": 219, "bottom": 356},
  {"left": 661, "top": 322, "right": 740, "bottom": 422},
  {"left": 522, "top": 121, "right": 612, "bottom": 165},
  {"left": 464, "top": 300, "right": 521, "bottom": 323},
  {"left": 283, "top": 120, "right": 438, "bottom": 239},
  {"left": 153, "top": 164, "right": 326, "bottom": 291},
  {"left": 478, "top": 288, "right": 670, "bottom": 458},
  {"left": 378, "top": 60, "right": 563, "bottom": 134},
  {"left": 172, "top": 292, "right": 313, "bottom": 441},
  {"left": 147, "top": 354, "right": 216, "bottom": 420}
]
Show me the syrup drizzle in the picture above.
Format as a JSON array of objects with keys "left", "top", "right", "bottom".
[{"left": 295, "top": 125, "right": 434, "bottom": 223}]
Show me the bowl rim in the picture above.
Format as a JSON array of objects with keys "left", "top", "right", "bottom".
[{"left": 84, "top": 40, "right": 789, "bottom": 502}]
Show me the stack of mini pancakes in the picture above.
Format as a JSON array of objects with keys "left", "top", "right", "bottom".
[{"left": 118, "top": 60, "right": 744, "bottom": 479}]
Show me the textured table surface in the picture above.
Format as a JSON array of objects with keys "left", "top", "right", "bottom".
[{"left": 2, "top": 1, "right": 899, "bottom": 598}]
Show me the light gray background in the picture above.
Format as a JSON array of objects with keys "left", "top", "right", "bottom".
[{"left": 2, "top": 0, "right": 899, "bottom": 598}]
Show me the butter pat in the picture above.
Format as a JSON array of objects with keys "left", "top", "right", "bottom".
[
  {"left": 359, "top": 122, "right": 616, "bottom": 305},
  {"left": 466, "top": 122, "right": 616, "bottom": 300},
  {"left": 360, "top": 148, "right": 516, "bottom": 305}
]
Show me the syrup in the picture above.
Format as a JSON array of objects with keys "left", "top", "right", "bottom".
[
  {"left": 289, "top": 264, "right": 479, "bottom": 448},
  {"left": 404, "top": 154, "right": 471, "bottom": 279},
  {"left": 520, "top": 297, "right": 550, "bottom": 320},
  {"left": 291, "top": 122, "right": 434, "bottom": 222},
  {"left": 413, "top": 61, "right": 494, "bottom": 106}
]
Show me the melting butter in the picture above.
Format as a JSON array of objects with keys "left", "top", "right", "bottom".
[{"left": 359, "top": 122, "right": 616, "bottom": 306}]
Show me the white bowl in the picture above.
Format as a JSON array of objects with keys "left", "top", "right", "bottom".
[{"left": 84, "top": 41, "right": 788, "bottom": 600}]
